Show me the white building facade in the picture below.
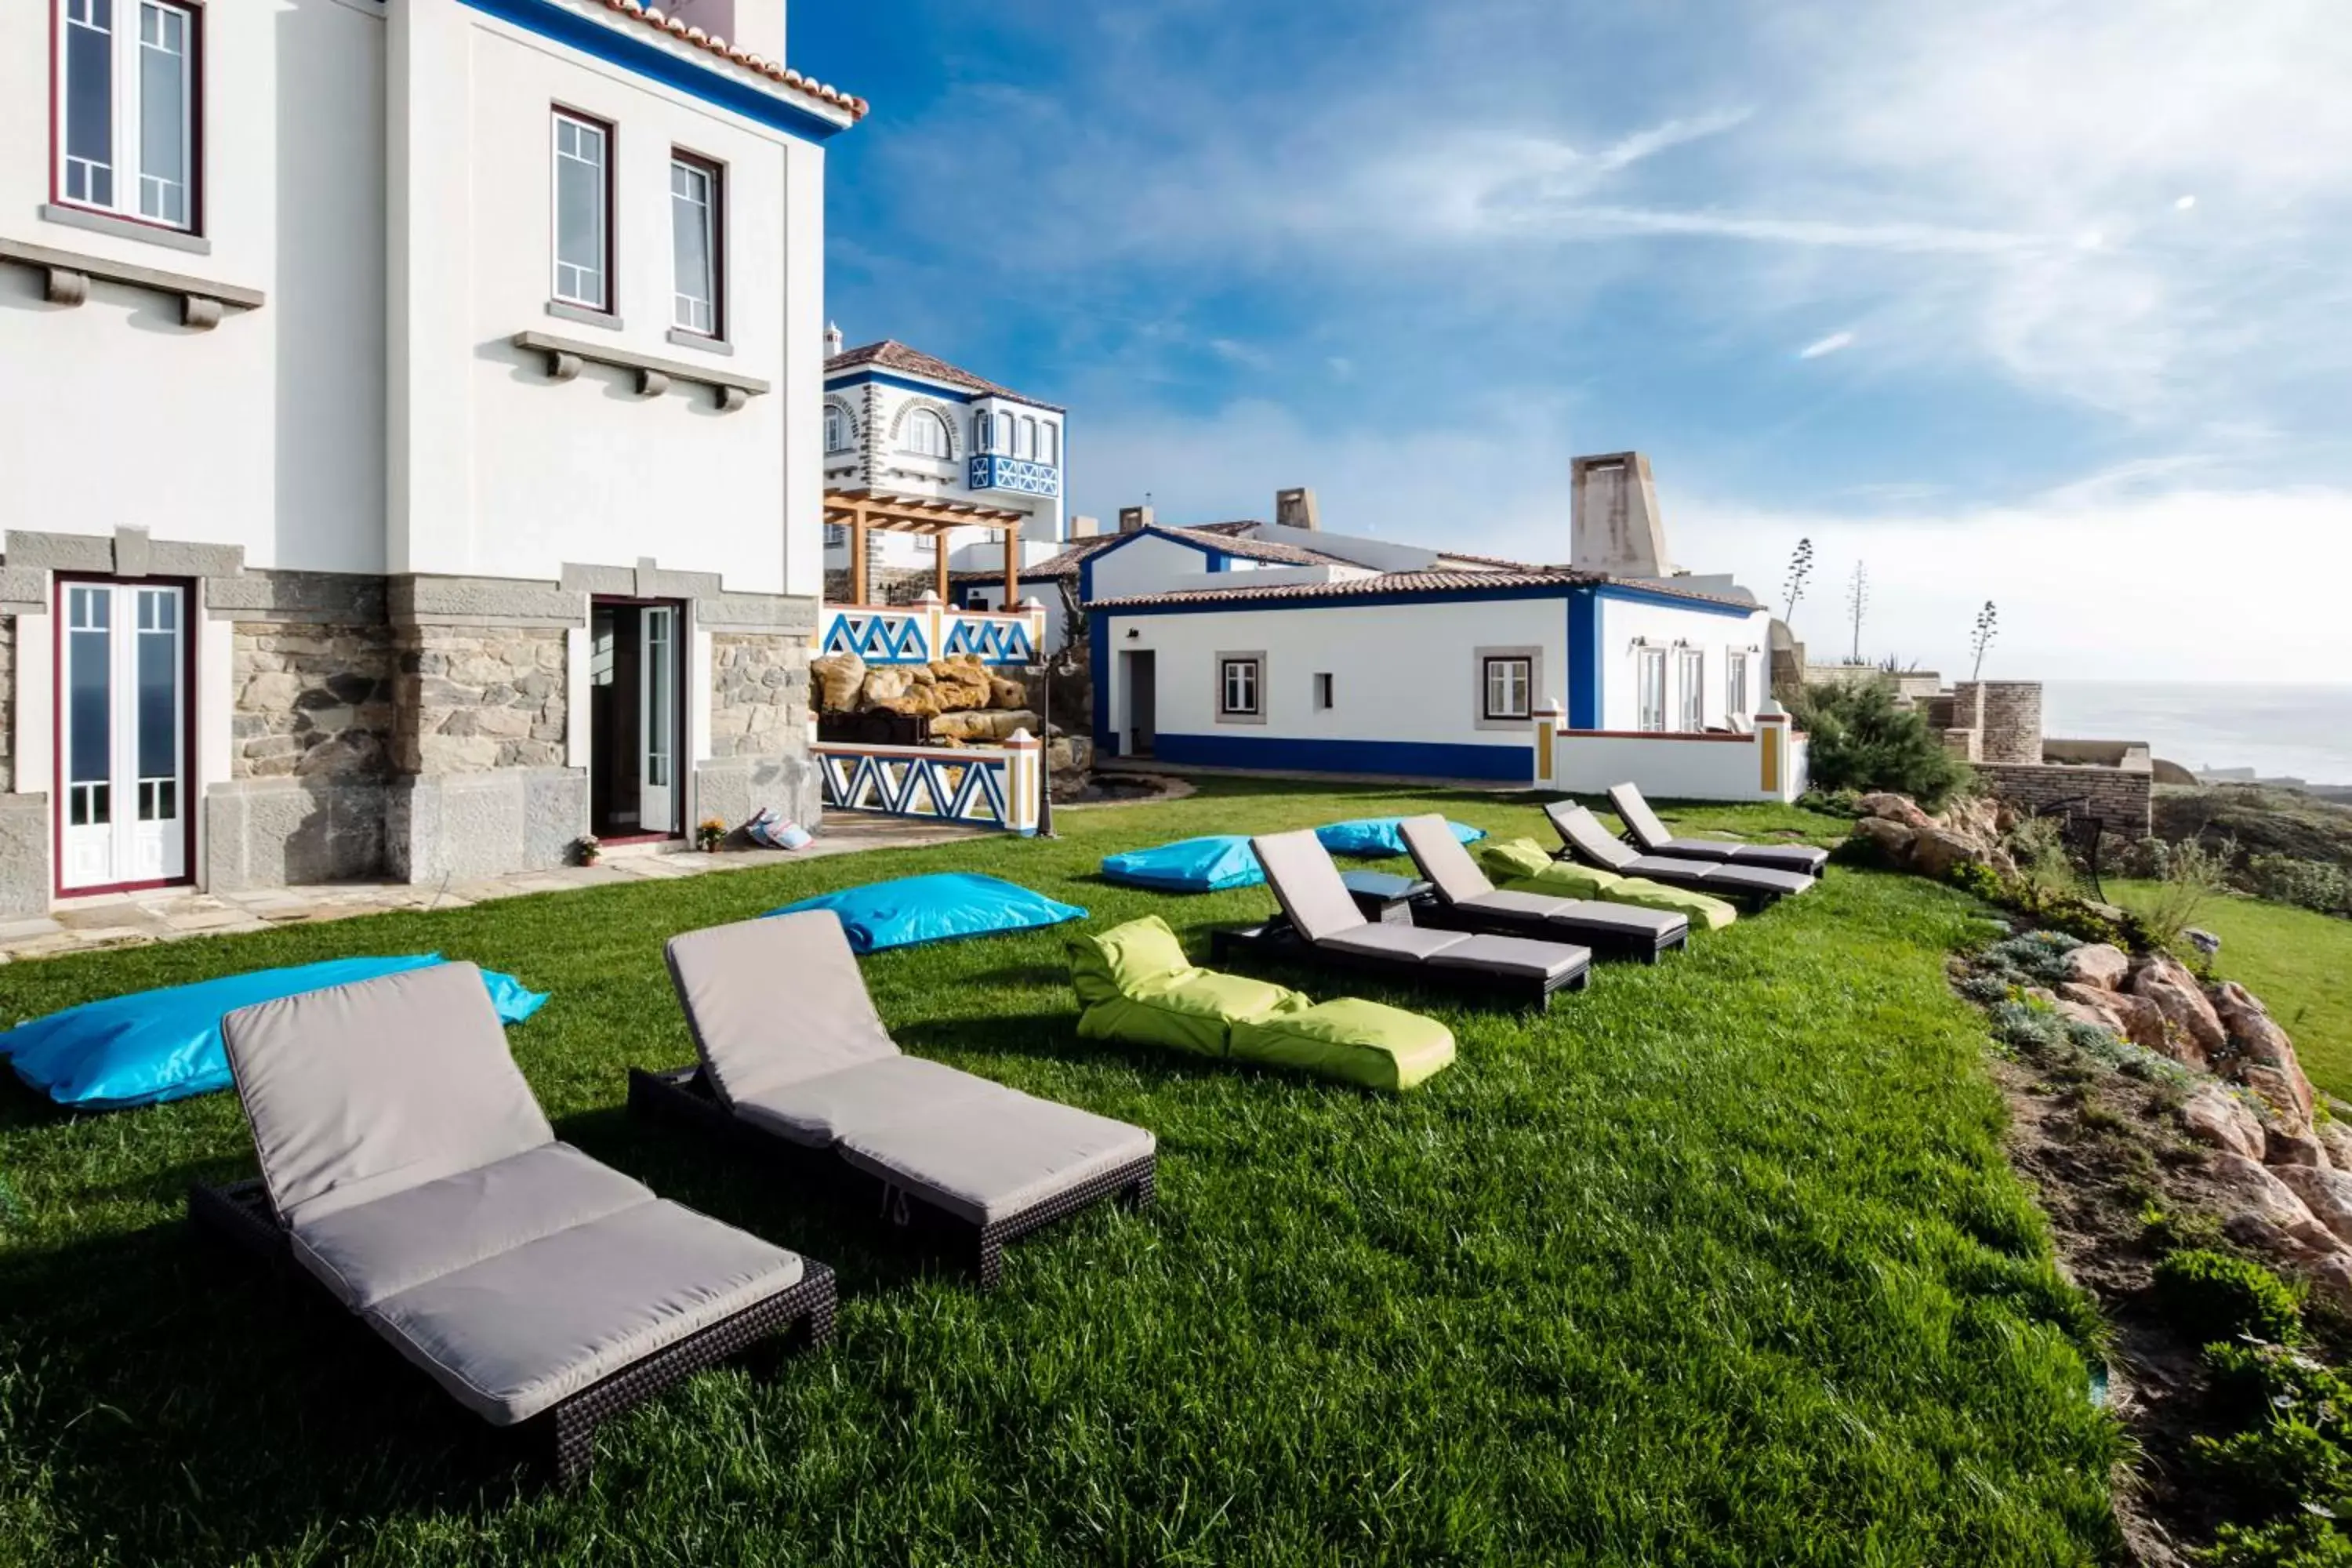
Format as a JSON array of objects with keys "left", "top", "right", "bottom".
[
  {"left": 0, "top": 0, "right": 862, "bottom": 914},
  {"left": 822, "top": 339, "right": 1065, "bottom": 598}
]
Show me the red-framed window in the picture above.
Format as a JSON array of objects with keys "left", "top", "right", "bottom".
[{"left": 53, "top": 0, "right": 205, "bottom": 234}]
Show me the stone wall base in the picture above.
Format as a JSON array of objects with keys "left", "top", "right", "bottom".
[
  {"left": 695, "top": 753, "right": 821, "bottom": 835},
  {"left": 0, "top": 792, "right": 46, "bottom": 918},
  {"left": 205, "top": 779, "right": 391, "bottom": 891},
  {"left": 1977, "top": 761, "right": 2154, "bottom": 835},
  {"left": 386, "top": 768, "right": 587, "bottom": 884}
]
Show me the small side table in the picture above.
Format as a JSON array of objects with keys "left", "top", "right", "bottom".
[{"left": 1339, "top": 870, "right": 1432, "bottom": 925}]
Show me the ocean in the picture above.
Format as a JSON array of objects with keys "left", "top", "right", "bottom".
[{"left": 2042, "top": 682, "right": 2352, "bottom": 788}]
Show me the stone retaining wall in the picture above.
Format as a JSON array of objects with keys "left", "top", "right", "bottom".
[
  {"left": 1976, "top": 760, "right": 2154, "bottom": 834},
  {"left": 394, "top": 626, "right": 568, "bottom": 775},
  {"left": 234, "top": 622, "right": 397, "bottom": 780},
  {"left": 709, "top": 633, "right": 807, "bottom": 759},
  {"left": 0, "top": 612, "right": 13, "bottom": 795}
]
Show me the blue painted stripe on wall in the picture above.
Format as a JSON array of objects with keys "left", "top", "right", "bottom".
[
  {"left": 456, "top": 0, "right": 854, "bottom": 143},
  {"left": 1098, "top": 582, "right": 1577, "bottom": 617},
  {"left": 823, "top": 368, "right": 978, "bottom": 404},
  {"left": 1567, "top": 587, "right": 1602, "bottom": 729},
  {"left": 1087, "top": 608, "right": 1112, "bottom": 752},
  {"left": 1149, "top": 732, "right": 1528, "bottom": 782},
  {"left": 1592, "top": 583, "right": 1759, "bottom": 619}
]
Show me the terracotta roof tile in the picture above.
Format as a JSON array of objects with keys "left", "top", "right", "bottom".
[
  {"left": 1093, "top": 570, "right": 1762, "bottom": 612},
  {"left": 597, "top": 2, "right": 868, "bottom": 122},
  {"left": 826, "top": 340, "right": 1063, "bottom": 412}
]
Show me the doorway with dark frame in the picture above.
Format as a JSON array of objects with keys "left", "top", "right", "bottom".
[
  {"left": 588, "top": 598, "right": 685, "bottom": 842},
  {"left": 1120, "top": 648, "right": 1156, "bottom": 758}
]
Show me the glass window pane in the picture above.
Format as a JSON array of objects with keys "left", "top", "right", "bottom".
[
  {"left": 70, "top": 628, "right": 112, "bottom": 786},
  {"left": 554, "top": 117, "right": 605, "bottom": 307},
  {"left": 671, "top": 163, "right": 713, "bottom": 330},
  {"left": 66, "top": 11, "right": 114, "bottom": 194},
  {"left": 139, "top": 5, "right": 189, "bottom": 226},
  {"left": 138, "top": 623, "right": 177, "bottom": 783}
]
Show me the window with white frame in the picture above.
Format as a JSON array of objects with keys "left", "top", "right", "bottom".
[
  {"left": 1041, "top": 422, "right": 1058, "bottom": 466},
  {"left": 823, "top": 404, "right": 851, "bottom": 453},
  {"left": 670, "top": 153, "right": 720, "bottom": 336},
  {"left": 1483, "top": 655, "right": 1533, "bottom": 721},
  {"left": 899, "top": 408, "right": 952, "bottom": 459},
  {"left": 56, "top": 0, "right": 200, "bottom": 232},
  {"left": 1219, "top": 655, "right": 1262, "bottom": 719},
  {"left": 971, "top": 410, "right": 993, "bottom": 453},
  {"left": 552, "top": 110, "right": 612, "bottom": 311},
  {"left": 1636, "top": 647, "right": 1668, "bottom": 732},
  {"left": 1018, "top": 416, "right": 1038, "bottom": 459},
  {"left": 1675, "top": 648, "right": 1704, "bottom": 731},
  {"left": 1726, "top": 652, "right": 1751, "bottom": 718}
]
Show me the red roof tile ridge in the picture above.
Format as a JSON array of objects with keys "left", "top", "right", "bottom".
[{"left": 599, "top": 2, "right": 869, "bottom": 122}]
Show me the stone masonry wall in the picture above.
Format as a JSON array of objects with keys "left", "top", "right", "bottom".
[
  {"left": 1977, "top": 760, "right": 2154, "bottom": 835},
  {"left": 710, "top": 633, "right": 809, "bottom": 759},
  {"left": 234, "top": 622, "right": 397, "bottom": 779},
  {"left": 0, "top": 613, "right": 13, "bottom": 794},
  {"left": 394, "top": 626, "right": 568, "bottom": 775}
]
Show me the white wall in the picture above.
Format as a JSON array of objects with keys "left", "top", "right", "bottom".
[
  {"left": 390, "top": 0, "right": 830, "bottom": 595},
  {"left": 1, "top": 0, "right": 388, "bottom": 575},
  {"left": 1085, "top": 532, "right": 1218, "bottom": 601},
  {"left": 1593, "top": 594, "right": 1772, "bottom": 731},
  {"left": 1548, "top": 729, "right": 1801, "bottom": 802},
  {"left": 1099, "top": 595, "right": 1570, "bottom": 751}
]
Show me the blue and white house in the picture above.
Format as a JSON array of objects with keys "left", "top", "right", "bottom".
[
  {"left": 822, "top": 334, "right": 1067, "bottom": 590},
  {"left": 1083, "top": 459, "right": 1807, "bottom": 802}
]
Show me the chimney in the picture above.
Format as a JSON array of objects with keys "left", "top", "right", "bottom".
[
  {"left": 824, "top": 320, "right": 844, "bottom": 358},
  {"left": 1275, "top": 487, "right": 1320, "bottom": 531},
  {"left": 668, "top": 1, "right": 785, "bottom": 67},
  {"left": 1069, "top": 515, "right": 1100, "bottom": 539},
  {"left": 1569, "top": 452, "right": 1673, "bottom": 577},
  {"left": 1118, "top": 505, "right": 1154, "bottom": 535}
]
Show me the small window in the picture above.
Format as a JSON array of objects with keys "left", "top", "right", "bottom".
[
  {"left": 56, "top": 0, "right": 200, "bottom": 232},
  {"left": 1018, "top": 416, "right": 1038, "bottom": 459},
  {"left": 670, "top": 153, "right": 721, "bottom": 336},
  {"left": 824, "top": 404, "right": 851, "bottom": 453},
  {"left": 971, "top": 410, "right": 993, "bottom": 453},
  {"left": 553, "top": 110, "right": 612, "bottom": 311},
  {"left": 1041, "top": 423, "right": 1058, "bottom": 465},
  {"left": 899, "top": 408, "right": 952, "bottom": 459},
  {"left": 1483, "top": 656, "right": 1532, "bottom": 721},
  {"left": 1676, "top": 648, "right": 1704, "bottom": 732},
  {"left": 1726, "top": 652, "right": 1751, "bottom": 718},
  {"left": 1220, "top": 657, "right": 1261, "bottom": 718},
  {"left": 1636, "top": 647, "right": 1668, "bottom": 732},
  {"left": 1314, "top": 673, "right": 1334, "bottom": 710}
]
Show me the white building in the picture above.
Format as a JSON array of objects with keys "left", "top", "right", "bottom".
[
  {"left": 822, "top": 337, "right": 1066, "bottom": 597},
  {"left": 0, "top": 0, "right": 862, "bottom": 915},
  {"left": 1084, "top": 462, "right": 1806, "bottom": 800}
]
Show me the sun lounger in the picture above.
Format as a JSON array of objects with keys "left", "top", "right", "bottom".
[
  {"left": 630, "top": 912, "right": 1156, "bottom": 1289},
  {"left": 1547, "top": 801, "right": 1815, "bottom": 905},
  {"left": 188, "top": 963, "right": 833, "bottom": 1485},
  {"left": 1606, "top": 782, "right": 1831, "bottom": 877},
  {"left": 1397, "top": 815, "right": 1689, "bottom": 963},
  {"left": 1210, "top": 829, "right": 1592, "bottom": 1008}
]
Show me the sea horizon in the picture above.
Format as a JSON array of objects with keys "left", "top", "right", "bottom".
[{"left": 2039, "top": 679, "right": 2352, "bottom": 788}]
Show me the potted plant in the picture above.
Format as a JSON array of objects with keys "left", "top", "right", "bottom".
[
  {"left": 695, "top": 816, "right": 728, "bottom": 853},
  {"left": 574, "top": 833, "right": 601, "bottom": 867}
]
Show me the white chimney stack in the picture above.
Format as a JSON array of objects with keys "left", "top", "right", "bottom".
[
  {"left": 1570, "top": 452, "right": 1673, "bottom": 577},
  {"left": 1118, "top": 505, "right": 1154, "bottom": 535},
  {"left": 824, "top": 320, "right": 844, "bottom": 358},
  {"left": 1275, "top": 487, "right": 1320, "bottom": 531}
]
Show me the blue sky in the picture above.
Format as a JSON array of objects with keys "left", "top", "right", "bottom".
[{"left": 791, "top": 1, "right": 2352, "bottom": 681}]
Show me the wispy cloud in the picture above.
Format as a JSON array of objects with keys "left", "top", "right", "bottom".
[{"left": 1797, "top": 330, "right": 1857, "bottom": 360}]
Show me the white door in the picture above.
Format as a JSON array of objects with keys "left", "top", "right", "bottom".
[
  {"left": 639, "top": 605, "right": 677, "bottom": 836},
  {"left": 60, "top": 582, "right": 188, "bottom": 891}
]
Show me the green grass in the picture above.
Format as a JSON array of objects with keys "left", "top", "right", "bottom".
[
  {"left": 0, "top": 781, "right": 2123, "bottom": 1565},
  {"left": 2107, "top": 878, "right": 2352, "bottom": 1098}
]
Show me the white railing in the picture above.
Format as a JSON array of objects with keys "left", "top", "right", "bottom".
[
  {"left": 813, "top": 730, "right": 1044, "bottom": 835},
  {"left": 816, "top": 593, "right": 1045, "bottom": 668},
  {"left": 1529, "top": 703, "right": 1808, "bottom": 803}
]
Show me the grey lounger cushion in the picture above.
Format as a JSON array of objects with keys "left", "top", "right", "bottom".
[
  {"left": 1399, "top": 814, "right": 1495, "bottom": 908},
  {"left": 837, "top": 1095, "right": 1155, "bottom": 1226},
  {"left": 1623, "top": 855, "right": 1815, "bottom": 897},
  {"left": 731, "top": 1055, "right": 1006, "bottom": 1148},
  {"left": 1424, "top": 932, "right": 1590, "bottom": 984},
  {"left": 1454, "top": 887, "right": 1578, "bottom": 922},
  {"left": 1252, "top": 829, "right": 1376, "bottom": 944},
  {"left": 1607, "top": 782, "right": 1829, "bottom": 875},
  {"left": 667, "top": 913, "right": 899, "bottom": 1106},
  {"left": 1540, "top": 899, "right": 1689, "bottom": 941},
  {"left": 1319, "top": 924, "right": 1475, "bottom": 962},
  {"left": 365, "top": 1199, "right": 803, "bottom": 1425}
]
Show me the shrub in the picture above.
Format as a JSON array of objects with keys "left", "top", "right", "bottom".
[
  {"left": 1977, "top": 931, "right": 2082, "bottom": 987},
  {"left": 2206, "top": 1342, "right": 2352, "bottom": 1432},
  {"left": 2140, "top": 837, "right": 2238, "bottom": 954},
  {"left": 2194, "top": 1419, "right": 2349, "bottom": 1523},
  {"left": 2246, "top": 855, "right": 2352, "bottom": 920},
  {"left": 1788, "top": 680, "right": 1973, "bottom": 811},
  {"left": 2157, "top": 1250, "right": 2307, "bottom": 1347},
  {"left": 2197, "top": 1514, "right": 2352, "bottom": 1567}
]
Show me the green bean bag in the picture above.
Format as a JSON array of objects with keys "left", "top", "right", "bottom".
[
  {"left": 1068, "top": 917, "right": 1456, "bottom": 1090},
  {"left": 1229, "top": 998, "right": 1456, "bottom": 1093},
  {"left": 1069, "top": 916, "right": 1308, "bottom": 1058},
  {"left": 1480, "top": 837, "right": 1738, "bottom": 931}
]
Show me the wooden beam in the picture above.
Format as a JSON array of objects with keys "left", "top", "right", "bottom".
[
  {"left": 1004, "top": 518, "right": 1021, "bottom": 605},
  {"left": 849, "top": 516, "right": 869, "bottom": 606},
  {"left": 934, "top": 534, "right": 950, "bottom": 603}
]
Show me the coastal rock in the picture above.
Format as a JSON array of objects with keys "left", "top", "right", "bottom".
[
  {"left": 2241, "top": 1068, "right": 2318, "bottom": 1139},
  {"left": 2129, "top": 956, "right": 2227, "bottom": 1067},
  {"left": 988, "top": 675, "right": 1029, "bottom": 710},
  {"left": 1858, "top": 793, "right": 1935, "bottom": 831},
  {"left": 1851, "top": 818, "right": 1918, "bottom": 865},
  {"left": 2267, "top": 1125, "right": 2329, "bottom": 1169},
  {"left": 858, "top": 667, "right": 916, "bottom": 710},
  {"left": 2180, "top": 1085, "right": 2264, "bottom": 1162},
  {"left": 2212, "top": 982, "right": 2316, "bottom": 1128},
  {"left": 2274, "top": 1165, "right": 2352, "bottom": 1246},
  {"left": 1909, "top": 826, "right": 1991, "bottom": 880},
  {"left": 2214, "top": 1153, "right": 2341, "bottom": 1258},
  {"left": 2304, "top": 1251, "right": 2352, "bottom": 1311},
  {"left": 2062, "top": 944, "right": 2131, "bottom": 992},
  {"left": 811, "top": 652, "right": 866, "bottom": 714},
  {"left": 2316, "top": 1121, "right": 2352, "bottom": 1170}
]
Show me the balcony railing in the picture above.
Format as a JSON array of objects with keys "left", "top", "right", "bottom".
[
  {"left": 967, "top": 455, "right": 1061, "bottom": 499},
  {"left": 814, "top": 732, "right": 1044, "bottom": 836}
]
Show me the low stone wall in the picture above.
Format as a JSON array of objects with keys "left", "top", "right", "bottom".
[
  {"left": 234, "top": 621, "right": 397, "bottom": 780},
  {"left": 822, "top": 565, "right": 935, "bottom": 607},
  {"left": 394, "top": 626, "right": 568, "bottom": 775},
  {"left": 702, "top": 631, "right": 819, "bottom": 829},
  {"left": 1976, "top": 760, "right": 2154, "bottom": 834}
]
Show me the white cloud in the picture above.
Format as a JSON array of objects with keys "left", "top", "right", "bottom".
[{"left": 1797, "top": 330, "right": 1857, "bottom": 360}]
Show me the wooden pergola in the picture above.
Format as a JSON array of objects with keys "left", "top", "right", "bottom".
[{"left": 825, "top": 488, "right": 1030, "bottom": 608}]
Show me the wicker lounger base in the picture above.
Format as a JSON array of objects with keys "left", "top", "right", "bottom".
[
  {"left": 1208, "top": 921, "right": 1588, "bottom": 1010},
  {"left": 1407, "top": 897, "right": 1687, "bottom": 964},
  {"left": 187, "top": 1178, "right": 836, "bottom": 1486},
  {"left": 626, "top": 1066, "right": 1156, "bottom": 1291}
]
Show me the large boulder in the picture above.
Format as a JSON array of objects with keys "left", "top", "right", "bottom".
[
  {"left": 2212, "top": 982, "right": 2317, "bottom": 1131},
  {"left": 1858, "top": 793, "right": 1936, "bottom": 831},
  {"left": 2051, "top": 990, "right": 2126, "bottom": 1036},
  {"left": 1942, "top": 795, "right": 2002, "bottom": 843},
  {"left": 811, "top": 651, "right": 867, "bottom": 713},
  {"left": 2180, "top": 1084, "right": 2264, "bottom": 1162},
  {"left": 927, "top": 655, "right": 994, "bottom": 712},
  {"left": 2062, "top": 944, "right": 2130, "bottom": 992},
  {"left": 2267, "top": 1125, "right": 2329, "bottom": 1168},
  {"left": 1851, "top": 818, "right": 1919, "bottom": 865},
  {"left": 2274, "top": 1165, "right": 2352, "bottom": 1246},
  {"left": 988, "top": 675, "right": 1029, "bottom": 710},
  {"left": 2128, "top": 956, "right": 2227, "bottom": 1067},
  {"left": 2214, "top": 1152, "right": 2343, "bottom": 1258},
  {"left": 2317, "top": 1121, "right": 2352, "bottom": 1170},
  {"left": 858, "top": 666, "right": 916, "bottom": 710},
  {"left": 1909, "top": 826, "right": 1994, "bottom": 880}
]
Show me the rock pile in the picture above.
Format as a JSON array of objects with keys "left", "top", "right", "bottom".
[
  {"left": 1849, "top": 791, "right": 2020, "bottom": 880},
  {"left": 808, "top": 650, "right": 1041, "bottom": 745}
]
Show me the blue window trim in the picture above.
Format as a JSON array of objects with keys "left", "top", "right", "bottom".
[{"left": 457, "top": 0, "right": 856, "bottom": 143}]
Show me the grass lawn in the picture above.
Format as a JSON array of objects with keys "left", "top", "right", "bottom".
[
  {"left": 0, "top": 782, "right": 2122, "bottom": 1565},
  {"left": 2107, "top": 877, "right": 2352, "bottom": 1098}
]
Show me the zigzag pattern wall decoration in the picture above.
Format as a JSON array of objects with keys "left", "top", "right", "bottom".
[
  {"left": 817, "top": 749, "right": 1011, "bottom": 826},
  {"left": 941, "top": 618, "right": 1036, "bottom": 665},
  {"left": 820, "top": 612, "right": 931, "bottom": 665}
]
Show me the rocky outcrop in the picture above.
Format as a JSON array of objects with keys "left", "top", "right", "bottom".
[
  {"left": 811, "top": 651, "right": 866, "bottom": 713},
  {"left": 1857, "top": 793, "right": 1935, "bottom": 831},
  {"left": 2273, "top": 1165, "right": 2352, "bottom": 1247},
  {"left": 2128, "top": 955, "right": 2227, "bottom": 1068},
  {"left": 2180, "top": 1085, "right": 2265, "bottom": 1161},
  {"left": 2215, "top": 1153, "right": 2343, "bottom": 1259},
  {"left": 2214, "top": 982, "right": 2317, "bottom": 1131},
  {"left": 1848, "top": 793, "right": 2016, "bottom": 879},
  {"left": 2063, "top": 944, "right": 2131, "bottom": 991}
]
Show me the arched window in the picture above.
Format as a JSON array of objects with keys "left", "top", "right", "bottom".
[
  {"left": 899, "top": 408, "right": 951, "bottom": 459},
  {"left": 1017, "top": 416, "right": 1036, "bottom": 459},
  {"left": 971, "top": 410, "right": 993, "bottom": 454},
  {"left": 1040, "top": 423, "right": 1058, "bottom": 466},
  {"left": 823, "top": 404, "right": 851, "bottom": 453}
]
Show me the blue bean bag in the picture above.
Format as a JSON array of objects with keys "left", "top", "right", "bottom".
[
  {"left": 2, "top": 955, "right": 549, "bottom": 1113},
  {"left": 1099, "top": 835, "right": 1265, "bottom": 893},
  {"left": 765, "top": 873, "right": 1087, "bottom": 955},
  {"left": 1314, "top": 818, "right": 1487, "bottom": 857}
]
